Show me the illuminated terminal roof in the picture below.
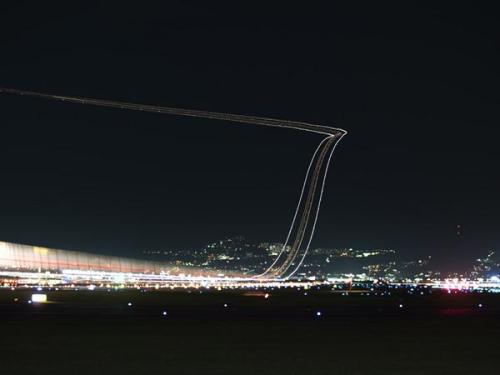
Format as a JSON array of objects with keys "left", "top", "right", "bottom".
[{"left": 0, "top": 240, "right": 216, "bottom": 277}]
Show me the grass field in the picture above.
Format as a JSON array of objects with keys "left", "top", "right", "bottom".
[{"left": 1, "top": 288, "right": 499, "bottom": 374}]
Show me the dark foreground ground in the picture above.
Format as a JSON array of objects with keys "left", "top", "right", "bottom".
[{"left": 0, "top": 287, "right": 499, "bottom": 374}]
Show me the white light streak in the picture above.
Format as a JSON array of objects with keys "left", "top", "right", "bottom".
[{"left": 0, "top": 87, "right": 347, "bottom": 280}]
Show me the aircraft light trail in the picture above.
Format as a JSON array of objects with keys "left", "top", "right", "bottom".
[{"left": 0, "top": 87, "right": 346, "bottom": 279}]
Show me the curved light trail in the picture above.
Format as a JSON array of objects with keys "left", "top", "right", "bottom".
[
  {"left": 252, "top": 137, "right": 332, "bottom": 278},
  {"left": 0, "top": 87, "right": 346, "bottom": 279}
]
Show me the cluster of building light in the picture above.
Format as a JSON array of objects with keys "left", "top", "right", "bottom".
[{"left": 2, "top": 240, "right": 499, "bottom": 289}]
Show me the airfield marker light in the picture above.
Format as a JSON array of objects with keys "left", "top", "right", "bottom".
[
  {"left": 127, "top": 302, "right": 132, "bottom": 307},
  {"left": 162, "top": 311, "right": 168, "bottom": 316},
  {"left": 399, "top": 304, "right": 404, "bottom": 308},
  {"left": 264, "top": 293, "right": 270, "bottom": 299},
  {"left": 31, "top": 294, "right": 47, "bottom": 303},
  {"left": 478, "top": 304, "right": 483, "bottom": 308},
  {"left": 316, "top": 311, "right": 322, "bottom": 317}
]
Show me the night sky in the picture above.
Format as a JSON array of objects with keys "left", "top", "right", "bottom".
[{"left": 0, "top": 3, "right": 498, "bottom": 267}]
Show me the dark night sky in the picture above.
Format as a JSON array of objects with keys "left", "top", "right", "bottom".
[{"left": 0, "top": 2, "right": 498, "bottom": 266}]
